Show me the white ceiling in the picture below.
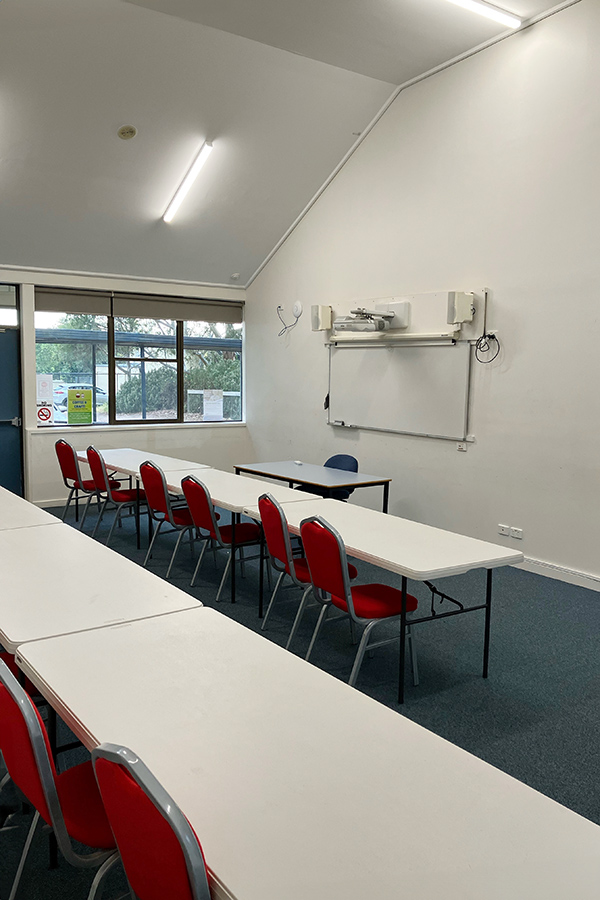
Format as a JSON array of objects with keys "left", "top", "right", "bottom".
[{"left": 0, "top": 0, "right": 554, "bottom": 288}]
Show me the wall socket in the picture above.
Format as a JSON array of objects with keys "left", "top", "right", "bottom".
[
  {"left": 457, "top": 442, "right": 467, "bottom": 452},
  {"left": 498, "top": 524, "right": 523, "bottom": 539}
]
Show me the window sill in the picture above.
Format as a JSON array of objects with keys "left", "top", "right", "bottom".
[{"left": 28, "top": 421, "right": 247, "bottom": 436}]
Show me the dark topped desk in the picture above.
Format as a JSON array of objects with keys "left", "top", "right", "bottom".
[{"left": 234, "top": 460, "right": 392, "bottom": 512}]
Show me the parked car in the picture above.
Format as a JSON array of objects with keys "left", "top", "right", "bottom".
[{"left": 53, "top": 383, "right": 107, "bottom": 409}]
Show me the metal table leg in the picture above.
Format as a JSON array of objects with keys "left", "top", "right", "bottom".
[
  {"left": 398, "top": 576, "right": 407, "bottom": 704},
  {"left": 483, "top": 569, "right": 492, "bottom": 678}
]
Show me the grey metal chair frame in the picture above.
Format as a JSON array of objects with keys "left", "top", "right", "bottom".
[
  {"left": 258, "top": 493, "right": 314, "bottom": 650},
  {"left": 92, "top": 743, "right": 211, "bottom": 900},
  {"left": 182, "top": 476, "right": 260, "bottom": 601},
  {"left": 0, "top": 660, "right": 118, "bottom": 900},
  {"left": 86, "top": 445, "right": 144, "bottom": 547},
  {"left": 300, "top": 516, "right": 419, "bottom": 689},
  {"left": 141, "top": 462, "right": 199, "bottom": 579},
  {"left": 55, "top": 440, "right": 102, "bottom": 529}
]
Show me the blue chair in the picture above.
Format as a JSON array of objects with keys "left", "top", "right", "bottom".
[{"left": 296, "top": 454, "right": 359, "bottom": 500}]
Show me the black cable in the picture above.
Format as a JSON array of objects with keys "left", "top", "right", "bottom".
[
  {"left": 277, "top": 306, "right": 300, "bottom": 337},
  {"left": 475, "top": 333, "right": 500, "bottom": 363}
]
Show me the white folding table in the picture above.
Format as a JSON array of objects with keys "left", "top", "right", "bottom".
[
  {"left": 0, "top": 522, "right": 200, "bottom": 653},
  {"left": 16, "top": 608, "right": 600, "bottom": 900},
  {"left": 234, "top": 459, "right": 392, "bottom": 511},
  {"left": 75, "top": 447, "right": 211, "bottom": 478},
  {"left": 159, "top": 467, "right": 323, "bottom": 610},
  {"left": 0, "top": 485, "right": 61, "bottom": 532},
  {"left": 244, "top": 498, "right": 524, "bottom": 702}
]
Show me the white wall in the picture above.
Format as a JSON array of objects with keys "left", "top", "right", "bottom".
[{"left": 246, "top": 1, "right": 600, "bottom": 588}]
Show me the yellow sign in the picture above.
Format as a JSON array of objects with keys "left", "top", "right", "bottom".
[{"left": 68, "top": 389, "right": 92, "bottom": 425}]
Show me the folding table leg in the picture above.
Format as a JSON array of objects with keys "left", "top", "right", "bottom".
[
  {"left": 398, "top": 576, "right": 407, "bottom": 704},
  {"left": 230, "top": 514, "right": 237, "bottom": 603},
  {"left": 483, "top": 569, "right": 492, "bottom": 678}
]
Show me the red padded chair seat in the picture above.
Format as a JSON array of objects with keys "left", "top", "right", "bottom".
[
  {"left": 170, "top": 507, "right": 194, "bottom": 527},
  {"left": 55, "top": 761, "right": 116, "bottom": 849},
  {"left": 111, "top": 488, "right": 146, "bottom": 504},
  {"left": 219, "top": 522, "right": 261, "bottom": 546},
  {"left": 292, "top": 557, "right": 358, "bottom": 584},
  {"left": 75, "top": 478, "right": 120, "bottom": 491},
  {"left": 331, "top": 583, "right": 418, "bottom": 619},
  {"left": 0, "top": 652, "right": 39, "bottom": 697}
]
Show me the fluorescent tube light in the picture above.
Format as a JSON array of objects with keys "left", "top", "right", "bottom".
[
  {"left": 163, "top": 141, "right": 213, "bottom": 223},
  {"left": 445, "top": 0, "right": 521, "bottom": 29}
]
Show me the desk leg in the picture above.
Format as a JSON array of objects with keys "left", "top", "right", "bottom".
[
  {"left": 398, "top": 576, "right": 407, "bottom": 704},
  {"left": 258, "top": 530, "right": 265, "bottom": 618},
  {"left": 483, "top": 569, "right": 492, "bottom": 678},
  {"left": 382, "top": 482, "right": 390, "bottom": 514},
  {"left": 231, "top": 514, "right": 237, "bottom": 603}
]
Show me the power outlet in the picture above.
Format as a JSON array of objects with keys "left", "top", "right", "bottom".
[
  {"left": 498, "top": 524, "right": 510, "bottom": 536},
  {"left": 457, "top": 442, "right": 467, "bottom": 452},
  {"left": 510, "top": 527, "right": 523, "bottom": 540}
]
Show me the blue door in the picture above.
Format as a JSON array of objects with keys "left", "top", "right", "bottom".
[{"left": 0, "top": 328, "right": 23, "bottom": 495}]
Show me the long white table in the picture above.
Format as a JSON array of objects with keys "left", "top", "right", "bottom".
[
  {"left": 0, "top": 522, "right": 200, "bottom": 652},
  {"left": 245, "top": 498, "right": 524, "bottom": 702},
  {"left": 16, "top": 608, "right": 600, "bottom": 900},
  {"left": 75, "top": 447, "right": 211, "bottom": 478},
  {"left": 0, "top": 485, "right": 62, "bottom": 532}
]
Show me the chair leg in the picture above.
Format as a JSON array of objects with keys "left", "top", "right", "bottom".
[
  {"left": 239, "top": 545, "right": 247, "bottom": 578},
  {"left": 407, "top": 624, "right": 419, "bottom": 687},
  {"left": 215, "top": 553, "right": 232, "bottom": 603},
  {"left": 166, "top": 528, "right": 189, "bottom": 579},
  {"left": 86, "top": 851, "right": 121, "bottom": 900},
  {"left": 105, "top": 505, "right": 123, "bottom": 547},
  {"left": 285, "top": 585, "right": 313, "bottom": 651},
  {"left": 8, "top": 810, "right": 41, "bottom": 900},
  {"left": 348, "top": 621, "right": 376, "bottom": 688},
  {"left": 60, "top": 488, "right": 75, "bottom": 522},
  {"left": 260, "top": 571, "right": 285, "bottom": 631},
  {"left": 91, "top": 499, "right": 108, "bottom": 539},
  {"left": 78, "top": 493, "right": 95, "bottom": 531},
  {"left": 305, "top": 604, "right": 330, "bottom": 662},
  {"left": 349, "top": 618, "right": 358, "bottom": 645},
  {"left": 143, "top": 519, "right": 164, "bottom": 567},
  {"left": 190, "top": 538, "right": 210, "bottom": 588}
]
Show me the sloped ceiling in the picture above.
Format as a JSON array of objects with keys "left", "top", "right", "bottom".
[{"left": 0, "top": 0, "right": 553, "bottom": 288}]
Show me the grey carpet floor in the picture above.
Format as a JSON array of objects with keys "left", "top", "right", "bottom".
[{"left": 2, "top": 504, "right": 599, "bottom": 898}]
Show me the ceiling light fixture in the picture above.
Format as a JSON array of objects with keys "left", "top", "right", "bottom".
[
  {"left": 163, "top": 141, "right": 213, "bottom": 223},
  {"left": 445, "top": 0, "right": 521, "bottom": 29}
]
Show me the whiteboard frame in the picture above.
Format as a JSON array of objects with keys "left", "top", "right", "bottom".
[{"left": 327, "top": 341, "right": 472, "bottom": 441}]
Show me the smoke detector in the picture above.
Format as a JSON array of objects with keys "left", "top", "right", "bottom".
[{"left": 117, "top": 125, "right": 137, "bottom": 140}]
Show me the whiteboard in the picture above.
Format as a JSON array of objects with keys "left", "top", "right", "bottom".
[{"left": 328, "top": 342, "right": 471, "bottom": 440}]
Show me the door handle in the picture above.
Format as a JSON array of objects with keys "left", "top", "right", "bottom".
[{"left": 0, "top": 417, "right": 21, "bottom": 426}]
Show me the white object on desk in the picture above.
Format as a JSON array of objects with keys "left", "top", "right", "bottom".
[
  {"left": 0, "top": 486, "right": 61, "bottom": 532},
  {"left": 0, "top": 523, "right": 200, "bottom": 652},
  {"left": 17, "top": 608, "right": 600, "bottom": 900}
]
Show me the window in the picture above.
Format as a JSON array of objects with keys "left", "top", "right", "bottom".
[{"left": 35, "top": 288, "right": 243, "bottom": 426}]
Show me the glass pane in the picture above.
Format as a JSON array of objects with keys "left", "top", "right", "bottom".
[
  {"left": 183, "top": 348, "right": 242, "bottom": 422},
  {"left": 35, "top": 312, "right": 109, "bottom": 425},
  {"left": 0, "top": 285, "right": 18, "bottom": 327},
  {"left": 115, "top": 360, "right": 178, "bottom": 421},
  {"left": 115, "top": 317, "right": 177, "bottom": 359}
]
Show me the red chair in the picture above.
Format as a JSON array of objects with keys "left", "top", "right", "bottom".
[
  {"left": 0, "top": 659, "right": 118, "bottom": 900},
  {"left": 140, "top": 461, "right": 197, "bottom": 578},
  {"left": 92, "top": 742, "right": 211, "bottom": 900},
  {"left": 54, "top": 439, "right": 119, "bottom": 528},
  {"left": 181, "top": 475, "right": 261, "bottom": 600},
  {"left": 258, "top": 493, "right": 357, "bottom": 650},
  {"left": 86, "top": 446, "right": 146, "bottom": 546},
  {"left": 300, "top": 516, "right": 419, "bottom": 688}
]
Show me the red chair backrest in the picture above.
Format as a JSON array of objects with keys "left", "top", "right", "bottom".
[
  {"left": 258, "top": 494, "right": 293, "bottom": 574},
  {"left": 0, "top": 676, "right": 56, "bottom": 826},
  {"left": 86, "top": 445, "right": 111, "bottom": 495},
  {"left": 55, "top": 439, "right": 82, "bottom": 485},
  {"left": 300, "top": 517, "right": 352, "bottom": 601},
  {"left": 181, "top": 477, "right": 219, "bottom": 540},
  {"left": 94, "top": 757, "right": 204, "bottom": 900},
  {"left": 140, "top": 462, "right": 173, "bottom": 518}
]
